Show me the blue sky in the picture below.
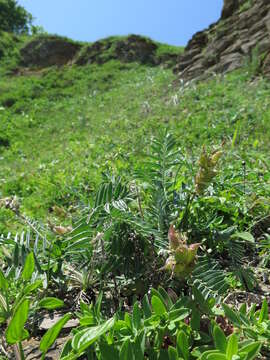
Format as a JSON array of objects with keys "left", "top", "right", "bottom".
[{"left": 18, "top": 0, "right": 223, "bottom": 46}]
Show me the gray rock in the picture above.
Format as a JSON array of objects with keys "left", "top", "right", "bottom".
[
  {"left": 39, "top": 313, "right": 79, "bottom": 331},
  {"left": 174, "top": 0, "right": 270, "bottom": 81}
]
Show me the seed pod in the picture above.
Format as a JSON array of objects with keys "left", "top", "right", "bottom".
[
  {"left": 211, "top": 150, "right": 223, "bottom": 165},
  {"left": 168, "top": 225, "right": 179, "bottom": 250}
]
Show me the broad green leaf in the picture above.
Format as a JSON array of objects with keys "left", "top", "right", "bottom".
[
  {"left": 191, "top": 345, "right": 212, "bottom": 358},
  {"left": 39, "top": 297, "right": 64, "bottom": 310},
  {"left": 190, "top": 307, "right": 200, "bottom": 331},
  {"left": 59, "top": 339, "right": 73, "bottom": 358},
  {"left": 168, "top": 346, "right": 178, "bottom": 360},
  {"left": 226, "top": 334, "right": 238, "bottom": 360},
  {"left": 168, "top": 308, "right": 190, "bottom": 323},
  {"left": 23, "top": 280, "right": 42, "bottom": 296},
  {"left": 99, "top": 340, "right": 119, "bottom": 360},
  {"left": 60, "top": 352, "right": 78, "bottom": 360},
  {"left": 6, "top": 299, "right": 29, "bottom": 344},
  {"left": 158, "top": 286, "right": 173, "bottom": 309},
  {"left": 232, "top": 232, "right": 255, "bottom": 244},
  {"left": 120, "top": 338, "right": 134, "bottom": 360},
  {"left": 198, "top": 350, "right": 220, "bottom": 360},
  {"left": 132, "top": 301, "right": 141, "bottom": 330},
  {"left": 133, "top": 330, "right": 145, "bottom": 360},
  {"left": 237, "top": 353, "right": 248, "bottom": 360},
  {"left": 151, "top": 288, "right": 168, "bottom": 310},
  {"left": 258, "top": 298, "right": 268, "bottom": 324},
  {"left": 177, "top": 330, "right": 189, "bottom": 360},
  {"left": 207, "top": 354, "right": 227, "bottom": 360},
  {"left": 142, "top": 294, "right": 152, "bottom": 318},
  {"left": 151, "top": 295, "right": 167, "bottom": 316},
  {"left": 240, "top": 342, "right": 261, "bottom": 360},
  {"left": 124, "top": 312, "right": 132, "bottom": 329},
  {"left": 213, "top": 325, "right": 227, "bottom": 353},
  {"left": 22, "top": 252, "right": 35, "bottom": 281},
  {"left": 72, "top": 317, "right": 114, "bottom": 353},
  {"left": 40, "top": 313, "right": 71, "bottom": 354},
  {"left": 239, "top": 303, "right": 246, "bottom": 315},
  {"left": 0, "top": 269, "right": 8, "bottom": 291},
  {"left": 222, "top": 304, "right": 241, "bottom": 327}
]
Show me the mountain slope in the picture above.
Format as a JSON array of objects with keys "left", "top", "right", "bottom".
[{"left": 0, "top": 6, "right": 270, "bottom": 231}]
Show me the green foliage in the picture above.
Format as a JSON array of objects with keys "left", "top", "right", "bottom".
[
  {"left": 222, "top": 299, "right": 270, "bottom": 346},
  {"left": 0, "top": 29, "right": 269, "bottom": 360},
  {"left": 40, "top": 313, "right": 72, "bottom": 357},
  {"left": 0, "top": 53, "right": 269, "bottom": 232},
  {"left": 5, "top": 299, "right": 29, "bottom": 345},
  {"left": 53, "top": 288, "right": 267, "bottom": 359},
  {"left": 0, "top": 0, "right": 32, "bottom": 34}
]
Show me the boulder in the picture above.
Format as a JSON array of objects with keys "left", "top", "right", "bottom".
[
  {"left": 115, "top": 35, "right": 157, "bottom": 64},
  {"left": 74, "top": 35, "right": 160, "bottom": 66},
  {"left": 74, "top": 38, "right": 117, "bottom": 66},
  {"left": 20, "top": 35, "right": 81, "bottom": 68}
]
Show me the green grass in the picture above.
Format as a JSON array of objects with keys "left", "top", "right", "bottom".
[
  {"left": 0, "top": 34, "right": 269, "bottom": 232},
  {"left": 155, "top": 42, "right": 184, "bottom": 57}
]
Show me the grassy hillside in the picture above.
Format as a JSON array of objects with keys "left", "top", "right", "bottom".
[{"left": 0, "top": 34, "right": 269, "bottom": 231}]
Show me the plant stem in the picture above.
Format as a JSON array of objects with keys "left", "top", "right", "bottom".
[
  {"left": 179, "top": 192, "right": 196, "bottom": 230},
  {"left": 18, "top": 342, "right": 25, "bottom": 360},
  {"left": 136, "top": 185, "right": 144, "bottom": 220},
  {"left": 12, "top": 344, "right": 21, "bottom": 360}
]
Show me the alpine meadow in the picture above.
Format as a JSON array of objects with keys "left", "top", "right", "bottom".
[{"left": 0, "top": 0, "right": 270, "bottom": 359}]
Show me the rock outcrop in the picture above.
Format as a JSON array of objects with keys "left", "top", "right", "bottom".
[
  {"left": 20, "top": 35, "right": 82, "bottom": 68},
  {"left": 74, "top": 34, "right": 175, "bottom": 66},
  {"left": 174, "top": 0, "right": 270, "bottom": 80},
  {"left": 19, "top": 34, "right": 180, "bottom": 69}
]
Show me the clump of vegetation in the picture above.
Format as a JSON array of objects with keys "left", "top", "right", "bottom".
[
  {"left": 0, "top": 130, "right": 269, "bottom": 359},
  {"left": 0, "top": 0, "right": 32, "bottom": 34}
]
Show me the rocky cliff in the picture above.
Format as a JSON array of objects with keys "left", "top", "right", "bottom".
[{"left": 174, "top": 0, "right": 270, "bottom": 80}]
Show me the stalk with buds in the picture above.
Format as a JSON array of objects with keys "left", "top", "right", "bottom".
[
  {"left": 195, "top": 147, "right": 223, "bottom": 195},
  {"left": 162, "top": 225, "right": 201, "bottom": 280}
]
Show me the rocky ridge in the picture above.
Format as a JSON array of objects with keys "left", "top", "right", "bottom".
[
  {"left": 19, "top": 34, "right": 180, "bottom": 69},
  {"left": 174, "top": 0, "right": 270, "bottom": 80}
]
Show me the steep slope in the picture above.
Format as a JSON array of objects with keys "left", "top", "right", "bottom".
[
  {"left": 1, "top": 55, "right": 270, "bottom": 231},
  {"left": 174, "top": 0, "right": 270, "bottom": 80},
  {"left": 0, "top": 15, "right": 270, "bottom": 231}
]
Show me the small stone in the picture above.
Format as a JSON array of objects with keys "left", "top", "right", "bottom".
[{"left": 39, "top": 313, "right": 79, "bottom": 331}]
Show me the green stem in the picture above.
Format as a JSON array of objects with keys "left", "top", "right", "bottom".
[
  {"left": 18, "top": 342, "right": 25, "bottom": 360},
  {"left": 46, "top": 241, "right": 53, "bottom": 286},
  {"left": 4, "top": 288, "right": 10, "bottom": 314},
  {"left": 179, "top": 192, "right": 196, "bottom": 230}
]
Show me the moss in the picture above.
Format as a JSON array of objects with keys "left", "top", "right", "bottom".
[{"left": 239, "top": 0, "right": 254, "bottom": 13}]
